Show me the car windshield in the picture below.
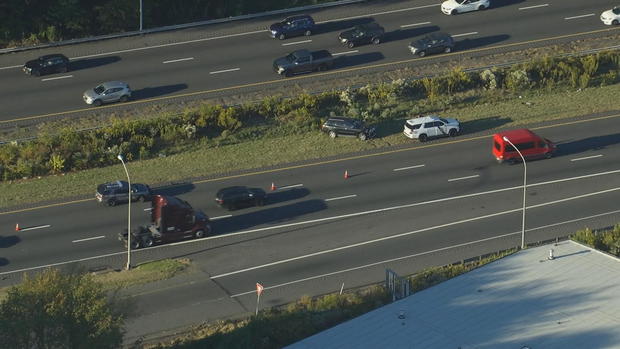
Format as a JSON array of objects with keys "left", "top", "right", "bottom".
[
  {"left": 614, "top": 8, "right": 620, "bottom": 15},
  {"left": 93, "top": 85, "right": 105, "bottom": 94},
  {"left": 286, "top": 53, "right": 297, "bottom": 62},
  {"left": 439, "top": 118, "right": 449, "bottom": 124}
]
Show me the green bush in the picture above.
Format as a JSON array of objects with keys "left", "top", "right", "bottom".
[{"left": 572, "top": 225, "right": 620, "bottom": 256}]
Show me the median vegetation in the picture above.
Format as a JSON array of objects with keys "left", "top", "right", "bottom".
[
  {"left": 571, "top": 224, "right": 620, "bottom": 256},
  {"left": 1, "top": 51, "right": 619, "bottom": 207}
]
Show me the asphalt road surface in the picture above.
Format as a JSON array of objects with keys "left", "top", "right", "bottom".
[{"left": 0, "top": 0, "right": 618, "bottom": 123}]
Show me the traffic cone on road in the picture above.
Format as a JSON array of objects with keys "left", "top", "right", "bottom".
[
  {"left": 15, "top": 223, "right": 20, "bottom": 231},
  {"left": 271, "top": 182, "right": 277, "bottom": 191},
  {"left": 344, "top": 170, "right": 349, "bottom": 179}
]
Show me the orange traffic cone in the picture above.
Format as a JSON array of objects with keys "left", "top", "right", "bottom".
[
  {"left": 271, "top": 182, "right": 277, "bottom": 191},
  {"left": 15, "top": 223, "right": 20, "bottom": 231},
  {"left": 344, "top": 170, "right": 349, "bottom": 179}
]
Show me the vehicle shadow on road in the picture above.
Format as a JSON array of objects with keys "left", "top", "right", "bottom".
[
  {"left": 70, "top": 56, "right": 121, "bottom": 71},
  {"left": 334, "top": 52, "right": 384, "bottom": 69},
  {"left": 383, "top": 26, "right": 440, "bottom": 43},
  {"left": 132, "top": 84, "right": 188, "bottom": 100},
  {"left": 0, "top": 235, "right": 20, "bottom": 249},
  {"left": 554, "top": 133, "right": 620, "bottom": 157},
  {"left": 456, "top": 34, "right": 510, "bottom": 51},
  {"left": 212, "top": 199, "right": 327, "bottom": 235},
  {"left": 153, "top": 182, "right": 196, "bottom": 196},
  {"left": 0, "top": 258, "right": 8, "bottom": 267},
  {"left": 266, "top": 187, "right": 310, "bottom": 205},
  {"left": 316, "top": 17, "right": 375, "bottom": 34},
  {"left": 491, "top": 0, "right": 526, "bottom": 9}
]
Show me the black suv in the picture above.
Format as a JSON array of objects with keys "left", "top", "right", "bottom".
[
  {"left": 321, "top": 117, "right": 376, "bottom": 140},
  {"left": 408, "top": 32, "right": 455, "bottom": 57},
  {"left": 338, "top": 22, "right": 385, "bottom": 48},
  {"left": 269, "top": 15, "right": 315, "bottom": 40},
  {"left": 23, "top": 54, "right": 70, "bottom": 76},
  {"left": 215, "top": 186, "right": 267, "bottom": 210},
  {"left": 96, "top": 180, "right": 152, "bottom": 206}
]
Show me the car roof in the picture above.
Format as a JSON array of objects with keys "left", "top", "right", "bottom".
[
  {"left": 99, "top": 81, "right": 128, "bottom": 88},
  {"left": 285, "top": 14, "right": 312, "bottom": 21},
  {"left": 494, "top": 129, "right": 541, "bottom": 143},
  {"left": 217, "top": 186, "right": 248, "bottom": 194},
  {"left": 327, "top": 117, "right": 361, "bottom": 122},
  {"left": 406, "top": 115, "right": 441, "bottom": 124},
  {"left": 39, "top": 54, "right": 67, "bottom": 60},
  {"left": 427, "top": 32, "right": 452, "bottom": 40}
]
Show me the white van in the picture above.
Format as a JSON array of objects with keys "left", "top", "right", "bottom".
[{"left": 403, "top": 115, "right": 460, "bottom": 142}]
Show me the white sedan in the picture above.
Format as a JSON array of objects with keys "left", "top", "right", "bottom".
[
  {"left": 600, "top": 7, "right": 620, "bottom": 25},
  {"left": 441, "top": 0, "right": 490, "bottom": 15}
]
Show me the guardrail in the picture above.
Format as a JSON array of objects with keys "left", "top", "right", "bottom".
[{"left": 0, "top": 0, "right": 366, "bottom": 55}]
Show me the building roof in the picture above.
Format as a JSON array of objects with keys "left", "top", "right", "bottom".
[{"left": 287, "top": 241, "right": 620, "bottom": 349}]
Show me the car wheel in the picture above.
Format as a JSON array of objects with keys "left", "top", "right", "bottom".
[
  {"left": 329, "top": 130, "right": 337, "bottom": 138},
  {"left": 451, "top": 9, "right": 458, "bottom": 15},
  {"left": 119, "top": 95, "right": 129, "bottom": 103},
  {"left": 347, "top": 41, "right": 355, "bottom": 48},
  {"left": 142, "top": 236, "right": 154, "bottom": 248},
  {"left": 278, "top": 33, "right": 286, "bottom": 40},
  {"left": 478, "top": 5, "right": 486, "bottom": 10},
  {"left": 613, "top": 20, "right": 619, "bottom": 25},
  {"left": 545, "top": 152, "right": 553, "bottom": 159},
  {"left": 444, "top": 46, "right": 452, "bottom": 53},
  {"left": 372, "top": 37, "right": 381, "bottom": 45},
  {"left": 418, "top": 51, "right": 426, "bottom": 57},
  {"left": 194, "top": 230, "right": 206, "bottom": 239},
  {"left": 358, "top": 133, "right": 367, "bottom": 141},
  {"left": 284, "top": 70, "right": 292, "bottom": 77},
  {"left": 418, "top": 134, "right": 428, "bottom": 142},
  {"left": 304, "top": 30, "right": 312, "bottom": 36},
  {"left": 93, "top": 99, "right": 102, "bottom": 107},
  {"left": 138, "top": 195, "right": 146, "bottom": 202},
  {"left": 107, "top": 199, "right": 117, "bottom": 207},
  {"left": 130, "top": 238, "right": 141, "bottom": 249},
  {"left": 59, "top": 67, "right": 67, "bottom": 73},
  {"left": 449, "top": 129, "right": 458, "bottom": 137}
]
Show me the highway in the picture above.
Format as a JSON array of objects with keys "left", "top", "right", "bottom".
[
  {"left": 0, "top": 0, "right": 618, "bottom": 123},
  {"left": 1, "top": 112, "right": 619, "bottom": 340}
]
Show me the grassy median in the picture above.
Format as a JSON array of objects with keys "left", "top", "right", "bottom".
[{"left": 1, "top": 83, "right": 619, "bottom": 209}]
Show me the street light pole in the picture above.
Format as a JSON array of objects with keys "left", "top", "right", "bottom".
[
  {"left": 117, "top": 154, "right": 132, "bottom": 270},
  {"left": 502, "top": 136, "right": 527, "bottom": 249},
  {"left": 139, "top": 0, "right": 143, "bottom": 31}
]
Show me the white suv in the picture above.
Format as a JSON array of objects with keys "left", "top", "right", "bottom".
[
  {"left": 600, "top": 6, "right": 620, "bottom": 25},
  {"left": 403, "top": 115, "right": 460, "bottom": 142}
]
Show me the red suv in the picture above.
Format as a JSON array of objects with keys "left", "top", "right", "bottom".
[{"left": 492, "top": 129, "right": 555, "bottom": 163}]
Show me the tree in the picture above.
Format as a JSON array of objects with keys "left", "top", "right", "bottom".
[{"left": 0, "top": 268, "right": 125, "bottom": 349}]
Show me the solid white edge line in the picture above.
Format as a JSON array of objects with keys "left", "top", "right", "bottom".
[
  {"left": 400, "top": 22, "right": 431, "bottom": 28},
  {"left": 393, "top": 164, "right": 425, "bottom": 171},
  {"left": 41, "top": 75, "right": 73, "bottom": 81},
  {"left": 571, "top": 154, "right": 603, "bottom": 162},
  {"left": 72, "top": 235, "right": 105, "bottom": 243},
  {"left": 452, "top": 32, "right": 478, "bottom": 38},
  {"left": 211, "top": 215, "right": 232, "bottom": 220},
  {"left": 228, "top": 208, "right": 620, "bottom": 297},
  {"left": 332, "top": 50, "right": 358, "bottom": 56},
  {"left": 519, "top": 4, "right": 549, "bottom": 10},
  {"left": 209, "top": 68, "right": 241, "bottom": 74},
  {"left": 564, "top": 13, "right": 595, "bottom": 20},
  {"left": 162, "top": 57, "right": 194, "bottom": 64},
  {"left": 19, "top": 224, "right": 52, "bottom": 231},
  {"left": 448, "top": 174, "right": 480, "bottom": 182},
  {"left": 325, "top": 194, "right": 357, "bottom": 202},
  {"left": 279, "top": 183, "right": 304, "bottom": 190},
  {"left": 212, "top": 186, "right": 620, "bottom": 279},
  {"left": 282, "top": 40, "right": 312, "bottom": 46}
]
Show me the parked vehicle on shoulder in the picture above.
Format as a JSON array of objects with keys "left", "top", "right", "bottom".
[
  {"left": 96, "top": 180, "right": 152, "bottom": 206},
  {"left": 83, "top": 81, "right": 131, "bottom": 106},
  {"left": 269, "top": 15, "right": 316, "bottom": 40},
  {"left": 119, "top": 195, "right": 211, "bottom": 249},
  {"left": 215, "top": 186, "right": 267, "bottom": 210},
  {"left": 321, "top": 117, "right": 376, "bottom": 140},
  {"left": 23, "top": 54, "right": 69, "bottom": 76},
  {"left": 338, "top": 22, "right": 385, "bottom": 48},
  {"left": 441, "top": 0, "right": 490, "bottom": 15},
  {"left": 409, "top": 32, "right": 455, "bottom": 57},
  {"left": 403, "top": 115, "right": 460, "bottom": 142},
  {"left": 600, "top": 6, "right": 620, "bottom": 25},
  {"left": 273, "top": 49, "right": 334, "bottom": 77},
  {"left": 492, "top": 129, "right": 556, "bottom": 164}
]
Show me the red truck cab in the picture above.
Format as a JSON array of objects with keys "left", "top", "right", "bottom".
[{"left": 492, "top": 129, "right": 555, "bottom": 163}]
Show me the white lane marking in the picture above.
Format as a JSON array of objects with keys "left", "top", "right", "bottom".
[
  {"left": 72, "top": 235, "right": 105, "bottom": 243},
  {"left": 565, "top": 13, "right": 595, "bottom": 20},
  {"left": 213, "top": 187, "right": 620, "bottom": 280},
  {"left": 163, "top": 57, "right": 194, "bottom": 64},
  {"left": 519, "top": 4, "right": 549, "bottom": 10},
  {"left": 325, "top": 194, "right": 357, "bottom": 202},
  {"left": 571, "top": 154, "right": 603, "bottom": 162},
  {"left": 332, "top": 50, "right": 358, "bottom": 56},
  {"left": 282, "top": 40, "right": 312, "bottom": 46},
  {"left": 211, "top": 215, "right": 232, "bottom": 220},
  {"left": 393, "top": 164, "right": 425, "bottom": 171},
  {"left": 144, "top": 208, "right": 152, "bottom": 211},
  {"left": 316, "top": 4, "right": 440, "bottom": 24},
  {"left": 452, "top": 32, "right": 478, "bottom": 38},
  {"left": 279, "top": 183, "right": 304, "bottom": 190},
  {"left": 448, "top": 174, "right": 479, "bottom": 182},
  {"left": 400, "top": 22, "right": 431, "bottom": 28},
  {"left": 18, "top": 224, "right": 51, "bottom": 232},
  {"left": 41, "top": 75, "right": 73, "bottom": 81},
  {"left": 209, "top": 67, "right": 240, "bottom": 74}
]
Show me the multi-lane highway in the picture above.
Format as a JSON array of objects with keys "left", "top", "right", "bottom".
[{"left": 0, "top": 0, "right": 618, "bottom": 123}]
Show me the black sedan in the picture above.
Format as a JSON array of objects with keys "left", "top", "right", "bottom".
[
  {"left": 338, "top": 22, "right": 385, "bottom": 48},
  {"left": 408, "top": 32, "right": 455, "bottom": 57},
  {"left": 215, "top": 186, "right": 267, "bottom": 210},
  {"left": 23, "top": 54, "right": 70, "bottom": 76}
]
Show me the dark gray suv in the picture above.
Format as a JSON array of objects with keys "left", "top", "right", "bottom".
[
  {"left": 96, "top": 180, "right": 152, "bottom": 206},
  {"left": 321, "top": 117, "right": 376, "bottom": 140}
]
